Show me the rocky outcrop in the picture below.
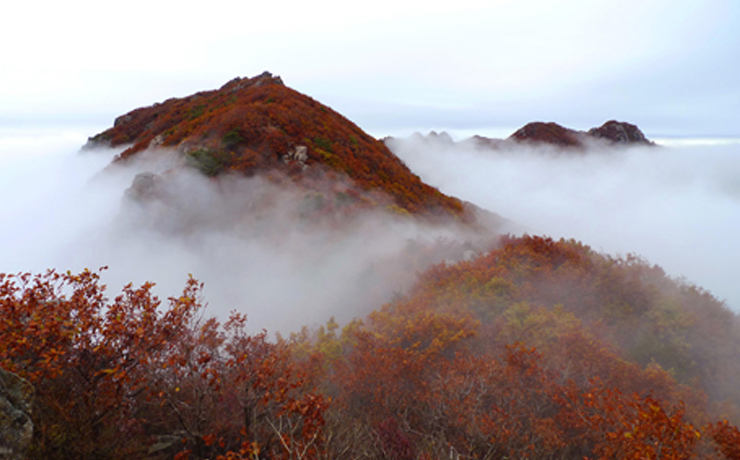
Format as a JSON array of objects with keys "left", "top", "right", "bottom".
[
  {"left": 509, "top": 122, "right": 583, "bottom": 147},
  {"left": 282, "top": 145, "right": 309, "bottom": 170},
  {"left": 0, "top": 367, "right": 34, "bottom": 460},
  {"left": 220, "top": 71, "right": 285, "bottom": 93},
  {"left": 587, "top": 120, "right": 652, "bottom": 144},
  {"left": 125, "top": 172, "right": 163, "bottom": 202}
]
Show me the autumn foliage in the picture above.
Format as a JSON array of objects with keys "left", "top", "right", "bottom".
[
  {"left": 2, "top": 235, "right": 740, "bottom": 459},
  {"left": 88, "top": 72, "right": 467, "bottom": 221},
  {"left": 0, "top": 270, "right": 326, "bottom": 460}
]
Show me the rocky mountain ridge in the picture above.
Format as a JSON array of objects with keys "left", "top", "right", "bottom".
[
  {"left": 509, "top": 120, "right": 654, "bottom": 147},
  {"left": 397, "top": 120, "right": 654, "bottom": 150}
]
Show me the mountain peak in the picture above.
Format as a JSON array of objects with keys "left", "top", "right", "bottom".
[
  {"left": 219, "top": 71, "right": 285, "bottom": 92},
  {"left": 509, "top": 122, "right": 582, "bottom": 147},
  {"left": 87, "top": 73, "right": 475, "bottom": 223},
  {"left": 587, "top": 120, "right": 652, "bottom": 144}
]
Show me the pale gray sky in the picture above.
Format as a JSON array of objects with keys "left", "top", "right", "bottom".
[{"left": 1, "top": 0, "right": 738, "bottom": 138}]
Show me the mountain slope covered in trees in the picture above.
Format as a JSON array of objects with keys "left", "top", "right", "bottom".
[
  {"left": 87, "top": 72, "right": 473, "bottom": 222},
  {"left": 2, "top": 237, "right": 740, "bottom": 459}
]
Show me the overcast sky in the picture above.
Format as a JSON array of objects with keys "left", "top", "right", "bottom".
[{"left": 2, "top": 0, "right": 738, "bottom": 138}]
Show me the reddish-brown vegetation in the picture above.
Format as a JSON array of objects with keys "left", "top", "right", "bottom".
[
  {"left": 88, "top": 72, "right": 467, "bottom": 221},
  {"left": 0, "top": 270, "right": 328, "bottom": 460},
  {"left": 2, "top": 243, "right": 739, "bottom": 459}
]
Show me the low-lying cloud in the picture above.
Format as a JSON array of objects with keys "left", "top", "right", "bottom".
[
  {"left": 387, "top": 134, "right": 740, "bottom": 312},
  {"left": 4, "top": 128, "right": 737, "bottom": 334},
  {"left": 0, "top": 131, "right": 480, "bottom": 333}
]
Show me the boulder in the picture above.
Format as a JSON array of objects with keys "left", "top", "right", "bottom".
[{"left": 0, "top": 367, "right": 34, "bottom": 460}]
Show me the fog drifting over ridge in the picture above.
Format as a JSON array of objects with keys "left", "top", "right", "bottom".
[
  {"left": 2, "top": 128, "right": 739, "bottom": 334},
  {"left": 0, "top": 130, "right": 481, "bottom": 334},
  {"left": 387, "top": 134, "right": 740, "bottom": 312}
]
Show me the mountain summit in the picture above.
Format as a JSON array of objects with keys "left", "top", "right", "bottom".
[{"left": 87, "top": 72, "right": 471, "bottom": 222}]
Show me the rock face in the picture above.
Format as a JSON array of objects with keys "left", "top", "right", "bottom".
[{"left": 0, "top": 367, "right": 34, "bottom": 460}]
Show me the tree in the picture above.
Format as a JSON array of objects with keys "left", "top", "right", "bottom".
[{"left": 0, "top": 269, "right": 200, "bottom": 459}]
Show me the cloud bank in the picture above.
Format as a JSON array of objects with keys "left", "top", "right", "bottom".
[
  {"left": 3, "top": 127, "right": 738, "bottom": 335},
  {"left": 0, "top": 132, "right": 481, "bottom": 333},
  {"left": 387, "top": 134, "right": 740, "bottom": 312}
]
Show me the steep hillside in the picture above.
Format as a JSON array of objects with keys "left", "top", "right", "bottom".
[
  {"left": 87, "top": 72, "right": 470, "bottom": 221},
  {"left": 405, "top": 235, "right": 740, "bottom": 405},
  {"left": 6, "top": 238, "right": 738, "bottom": 460}
]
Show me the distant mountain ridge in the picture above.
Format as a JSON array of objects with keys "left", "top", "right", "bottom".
[
  {"left": 509, "top": 120, "right": 654, "bottom": 147},
  {"left": 397, "top": 120, "right": 655, "bottom": 150}
]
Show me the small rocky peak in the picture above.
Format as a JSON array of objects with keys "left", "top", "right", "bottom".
[
  {"left": 221, "top": 71, "right": 285, "bottom": 92},
  {"left": 254, "top": 71, "right": 284, "bottom": 86},
  {"left": 426, "top": 131, "right": 455, "bottom": 144},
  {"left": 509, "top": 122, "right": 582, "bottom": 147},
  {"left": 587, "top": 120, "right": 653, "bottom": 144}
]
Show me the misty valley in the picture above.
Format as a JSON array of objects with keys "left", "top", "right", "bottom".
[{"left": 1, "top": 73, "right": 740, "bottom": 459}]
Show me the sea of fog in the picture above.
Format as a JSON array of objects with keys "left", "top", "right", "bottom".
[
  {"left": 0, "top": 126, "right": 467, "bottom": 333},
  {"left": 1, "top": 126, "right": 739, "bottom": 334},
  {"left": 387, "top": 133, "right": 740, "bottom": 314}
]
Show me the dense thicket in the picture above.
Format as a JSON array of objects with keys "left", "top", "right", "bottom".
[{"left": 2, "top": 235, "right": 740, "bottom": 459}]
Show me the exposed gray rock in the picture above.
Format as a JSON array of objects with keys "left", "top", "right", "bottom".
[
  {"left": 222, "top": 71, "right": 285, "bottom": 93},
  {"left": 255, "top": 70, "right": 284, "bottom": 86},
  {"left": 125, "top": 172, "right": 162, "bottom": 202},
  {"left": 0, "top": 367, "right": 34, "bottom": 460},
  {"left": 283, "top": 145, "right": 309, "bottom": 170},
  {"left": 148, "top": 134, "right": 165, "bottom": 149},
  {"left": 587, "top": 120, "right": 653, "bottom": 144},
  {"left": 114, "top": 113, "right": 133, "bottom": 127}
]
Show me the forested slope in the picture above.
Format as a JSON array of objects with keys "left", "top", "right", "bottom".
[
  {"left": 87, "top": 72, "right": 470, "bottom": 222},
  {"left": 2, "top": 236, "right": 739, "bottom": 459}
]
